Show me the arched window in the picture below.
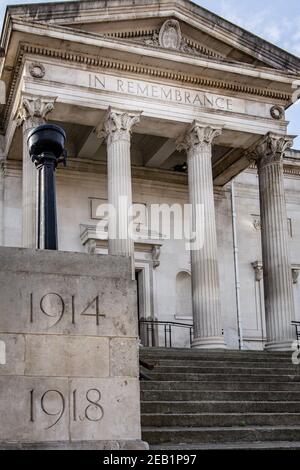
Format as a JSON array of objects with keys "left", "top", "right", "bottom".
[{"left": 176, "top": 271, "right": 192, "bottom": 318}]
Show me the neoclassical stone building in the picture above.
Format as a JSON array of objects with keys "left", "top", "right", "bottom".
[{"left": 0, "top": 0, "right": 300, "bottom": 352}]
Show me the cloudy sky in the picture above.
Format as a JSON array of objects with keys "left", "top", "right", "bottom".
[{"left": 0, "top": 0, "right": 299, "bottom": 147}]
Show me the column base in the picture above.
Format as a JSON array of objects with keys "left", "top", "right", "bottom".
[
  {"left": 192, "top": 336, "right": 226, "bottom": 350},
  {"left": 0, "top": 440, "right": 149, "bottom": 450},
  {"left": 264, "top": 340, "right": 296, "bottom": 352}
]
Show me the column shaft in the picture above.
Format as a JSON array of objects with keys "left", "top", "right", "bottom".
[
  {"left": 22, "top": 119, "right": 40, "bottom": 248},
  {"left": 99, "top": 108, "right": 140, "bottom": 257},
  {"left": 107, "top": 135, "right": 133, "bottom": 256},
  {"left": 178, "top": 123, "right": 226, "bottom": 349},
  {"left": 250, "top": 133, "right": 295, "bottom": 351}
]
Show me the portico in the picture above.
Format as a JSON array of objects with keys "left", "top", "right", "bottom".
[{"left": 1, "top": 0, "right": 300, "bottom": 352}]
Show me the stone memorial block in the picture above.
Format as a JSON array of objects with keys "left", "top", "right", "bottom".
[{"left": 0, "top": 247, "right": 147, "bottom": 449}]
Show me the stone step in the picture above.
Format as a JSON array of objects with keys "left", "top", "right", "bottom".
[
  {"left": 142, "top": 425, "right": 300, "bottom": 445},
  {"left": 151, "top": 366, "right": 300, "bottom": 375},
  {"left": 150, "top": 441, "right": 300, "bottom": 450},
  {"left": 148, "top": 372, "right": 300, "bottom": 382},
  {"left": 140, "top": 349, "right": 300, "bottom": 448},
  {"left": 141, "top": 358, "right": 296, "bottom": 366},
  {"left": 150, "top": 359, "right": 297, "bottom": 368},
  {"left": 141, "top": 413, "right": 300, "bottom": 427},
  {"left": 141, "top": 400, "right": 300, "bottom": 414},
  {"left": 141, "top": 390, "right": 300, "bottom": 402},
  {"left": 140, "top": 348, "right": 293, "bottom": 360},
  {"left": 140, "top": 380, "right": 300, "bottom": 391}
]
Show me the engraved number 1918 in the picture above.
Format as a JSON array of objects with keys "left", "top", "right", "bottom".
[{"left": 30, "top": 388, "right": 104, "bottom": 429}]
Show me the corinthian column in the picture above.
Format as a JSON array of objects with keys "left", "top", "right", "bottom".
[
  {"left": 248, "top": 133, "right": 295, "bottom": 351},
  {"left": 98, "top": 107, "right": 140, "bottom": 257},
  {"left": 177, "top": 122, "right": 226, "bottom": 349},
  {"left": 16, "top": 95, "right": 56, "bottom": 248}
]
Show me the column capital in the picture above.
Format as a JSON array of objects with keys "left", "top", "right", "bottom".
[
  {"left": 246, "top": 132, "right": 294, "bottom": 168},
  {"left": 97, "top": 107, "right": 141, "bottom": 145},
  {"left": 16, "top": 95, "right": 56, "bottom": 128},
  {"left": 176, "top": 121, "right": 222, "bottom": 153}
]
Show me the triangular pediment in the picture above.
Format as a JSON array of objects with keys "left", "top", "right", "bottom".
[
  {"left": 65, "top": 16, "right": 273, "bottom": 68},
  {"left": 3, "top": 0, "right": 300, "bottom": 72},
  {"left": 94, "top": 19, "right": 227, "bottom": 62}
]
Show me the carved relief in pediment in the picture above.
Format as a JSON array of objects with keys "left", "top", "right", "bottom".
[
  {"left": 143, "top": 19, "right": 217, "bottom": 58},
  {"left": 159, "top": 19, "right": 182, "bottom": 50},
  {"left": 104, "top": 20, "right": 223, "bottom": 60}
]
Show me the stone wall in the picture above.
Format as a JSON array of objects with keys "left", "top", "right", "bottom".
[{"left": 0, "top": 247, "right": 146, "bottom": 449}]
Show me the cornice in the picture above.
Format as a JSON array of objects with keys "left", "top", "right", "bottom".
[
  {"left": 60, "top": 158, "right": 189, "bottom": 187},
  {"left": 18, "top": 46, "right": 295, "bottom": 97},
  {"left": 247, "top": 160, "right": 300, "bottom": 178},
  {"left": 55, "top": 160, "right": 227, "bottom": 198},
  {"left": 252, "top": 261, "right": 300, "bottom": 281},
  {"left": 2, "top": 159, "right": 21, "bottom": 177},
  {"left": 0, "top": 41, "right": 292, "bottom": 133},
  {"left": 3, "top": 153, "right": 300, "bottom": 188},
  {"left": 0, "top": 44, "right": 24, "bottom": 132},
  {"left": 4, "top": 0, "right": 300, "bottom": 71},
  {"left": 11, "top": 19, "right": 298, "bottom": 82},
  {"left": 60, "top": 156, "right": 300, "bottom": 181},
  {"left": 2, "top": 146, "right": 300, "bottom": 189}
]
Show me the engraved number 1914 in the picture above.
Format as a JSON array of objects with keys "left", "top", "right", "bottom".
[{"left": 29, "top": 293, "right": 105, "bottom": 327}]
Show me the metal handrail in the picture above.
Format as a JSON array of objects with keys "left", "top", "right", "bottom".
[
  {"left": 139, "top": 319, "right": 194, "bottom": 348},
  {"left": 292, "top": 321, "right": 300, "bottom": 341}
]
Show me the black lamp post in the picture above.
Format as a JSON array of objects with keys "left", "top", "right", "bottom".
[{"left": 27, "top": 124, "right": 67, "bottom": 250}]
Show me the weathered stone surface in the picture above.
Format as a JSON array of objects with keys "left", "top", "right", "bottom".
[
  {"left": 0, "top": 248, "right": 143, "bottom": 447},
  {"left": 0, "top": 333, "right": 25, "bottom": 375},
  {"left": 0, "top": 248, "right": 138, "bottom": 338},
  {"left": 0, "top": 247, "right": 132, "bottom": 278},
  {"left": 0, "top": 376, "right": 142, "bottom": 443},
  {"left": 0, "top": 440, "right": 149, "bottom": 450},
  {"left": 110, "top": 338, "right": 139, "bottom": 377},
  {"left": 0, "top": 376, "right": 69, "bottom": 441},
  {"left": 25, "top": 335, "right": 109, "bottom": 377},
  {"left": 69, "top": 378, "right": 141, "bottom": 441}
]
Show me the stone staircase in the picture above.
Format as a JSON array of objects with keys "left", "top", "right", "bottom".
[{"left": 140, "top": 347, "right": 300, "bottom": 449}]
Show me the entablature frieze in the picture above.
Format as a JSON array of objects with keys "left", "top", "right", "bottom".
[{"left": 0, "top": 41, "right": 293, "bottom": 134}]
